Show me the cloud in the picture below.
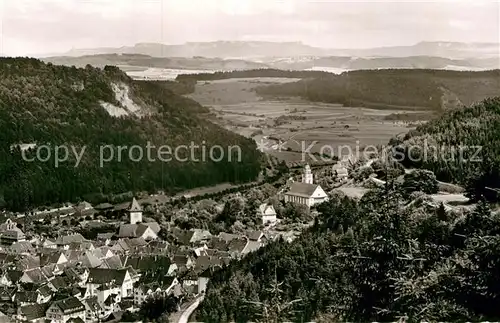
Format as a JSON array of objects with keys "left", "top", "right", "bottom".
[{"left": 0, "top": 0, "right": 498, "bottom": 56}]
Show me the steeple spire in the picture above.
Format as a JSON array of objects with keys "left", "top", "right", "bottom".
[{"left": 302, "top": 164, "right": 313, "bottom": 184}]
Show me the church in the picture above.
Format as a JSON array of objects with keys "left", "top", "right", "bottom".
[
  {"left": 283, "top": 164, "right": 328, "bottom": 207},
  {"left": 118, "top": 197, "right": 160, "bottom": 240}
]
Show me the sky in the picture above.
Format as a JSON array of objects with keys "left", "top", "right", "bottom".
[{"left": 0, "top": 0, "right": 499, "bottom": 56}]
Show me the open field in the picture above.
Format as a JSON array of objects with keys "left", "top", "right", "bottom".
[
  {"left": 188, "top": 78, "right": 421, "bottom": 163},
  {"left": 126, "top": 67, "right": 216, "bottom": 80}
]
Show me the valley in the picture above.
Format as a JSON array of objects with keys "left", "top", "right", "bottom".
[{"left": 187, "top": 77, "right": 421, "bottom": 163}]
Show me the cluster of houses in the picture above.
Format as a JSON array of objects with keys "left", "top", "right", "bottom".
[
  {"left": 0, "top": 164, "right": 342, "bottom": 322},
  {"left": 0, "top": 191, "right": 303, "bottom": 323}
]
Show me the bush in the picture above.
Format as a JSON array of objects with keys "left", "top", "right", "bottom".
[{"left": 402, "top": 169, "right": 438, "bottom": 195}]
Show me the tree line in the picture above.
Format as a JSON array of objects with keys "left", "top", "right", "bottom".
[{"left": 196, "top": 175, "right": 500, "bottom": 322}]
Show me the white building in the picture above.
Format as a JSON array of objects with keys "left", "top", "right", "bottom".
[
  {"left": 86, "top": 268, "right": 133, "bottom": 303},
  {"left": 134, "top": 278, "right": 178, "bottom": 306},
  {"left": 128, "top": 197, "right": 143, "bottom": 225},
  {"left": 258, "top": 203, "right": 277, "bottom": 225},
  {"left": 0, "top": 219, "right": 26, "bottom": 245},
  {"left": 332, "top": 162, "right": 349, "bottom": 181},
  {"left": 283, "top": 164, "right": 328, "bottom": 207},
  {"left": 302, "top": 164, "right": 314, "bottom": 184},
  {"left": 46, "top": 297, "right": 85, "bottom": 323}
]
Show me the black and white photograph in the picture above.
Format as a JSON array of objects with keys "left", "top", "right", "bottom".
[{"left": 0, "top": 0, "right": 499, "bottom": 322}]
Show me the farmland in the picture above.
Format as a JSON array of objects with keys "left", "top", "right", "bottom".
[{"left": 187, "top": 77, "right": 423, "bottom": 162}]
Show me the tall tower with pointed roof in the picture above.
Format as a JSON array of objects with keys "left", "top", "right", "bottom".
[
  {"left": 128, "top": 197, "right": 143, "bottom": 224},
  {"left": 302, "top": 164, "right": 313, "bottom": 184}
]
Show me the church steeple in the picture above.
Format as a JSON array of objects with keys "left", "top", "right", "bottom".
[
  {"left": 128, "top": 197, "right": 143, "bottom": 224},
  {"left": 302, "top": 164, "right": 313, "bottom": 184}
]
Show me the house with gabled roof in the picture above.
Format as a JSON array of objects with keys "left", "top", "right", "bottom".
[
  {"left": 0, "top": 286, "right": 16, "bottom": 302},
  {"left": 197, "top": 268, "right": 214, "bottom": 295},
  {"left": 258, "top": 203, "right": 278, "bottom": 225},
  {"left": 332, "top": 162, "right": 349, "bottom": 181},
  {"left": 78, "top": 251, "right": 102, "bottom": 269},
  {"left": 10, "top": 241, "right": 35, "bottom": 255},
  {"left": 99, "top": 255, "right": 123, "bottom": 270},
  {"left": 0, "top": 218, "right": 26, "bottom": 245},
  {"left": 109, "top": 239, "right": 130, "bottom": 254},
  {"left": 64, "top": 267, "right": 89, "bottom": 287},
  {"left": 74, "top": 201, "right": 93, "bottom": 213},
  {"left": 16, "top": 303, "right": 48, "bottom": 323},
  {"left": 2, "top": 270, "right": 22, "bottom": 287},
  {"left": 193, "top": 256, "right": 222, "bottom": 273},
  {"left": 138, "top": 277, "right": 178, "bottom": 300},
  {"left": 133, "top": 276, "right": 179, "bottom": 306},
  {"left": 15, "top": 291, "right": 41, "bottom": 306},
  {"left": 245, "top": 230, "right": 265, "bottom": 242},
  {"left": 102, "top": 293, "right": 121, "bottom": 313},
  {"left": 124, "top": 255, "right": 171, "bottom": 275},
  {"left": 227, "top": 238, "right": 249, "bottom": 259},
  {"left": 16, "top": 255, "right": 40, "bottom": 271},
  {"left": 190, "top": 229, "right": 212, "bottom": 244},
  {"left": 20, "top": 268, "right": 50, "bottom": 284},
  {"left": 0, "top": 253, "right": 17, "bottom": 267},
  {"left": 172, "top": 255, "right": 194, "bottom": 270},
  {"left": 36, "top": 285, "right": 52, "bottom": 303},
  {"left": 118, "top": 223, "right": 159, "bottom": 240},
  {"left": 94, "top": 203, "right": 114, "bottom": 212},
  {"left": 83, "top": 296, "right": 109, "bottom": 323},
  {"left": 46, "top": 296, "right": 85, "bottom": 323},
  {"left": 181, "top": 271, "right": 198, "bottom": 290},
  {"left": 207, "top": 237, "right": 229, "bottom": 252},
  {"left": 41, "top": 239, "right": 57, "bottom": 249},
  {"left": 68, "top": 241, "right": 95, "bottom": 252},
  {"left": 55, "top": 234, "right": 87, "bottom": 250},
  {"left": 86, "top": 268, "right": 133, "bottom": 302},
  {"left": 96, "top": 232, "right": 114, "bottom": 244},
  {"left": 218, "top": 232, "right": 239, "bottom": 243},
  {"left": 40, "top": 252, "right": 67, "bottom": 267},
  {"left": 242, "top": 240, "right": 262, "bottom": 256},
  {"left": 96, "top": 246, "right": 115, "bottom": 260},
  {"left": 67, "top": 317, "right": 85, "bottom": 323},
  {"left": 194, "top": 245, "right": 208, "bottom": 257},
  {"left": 47, "top": 276, "right": 70, "bottom": 292}
]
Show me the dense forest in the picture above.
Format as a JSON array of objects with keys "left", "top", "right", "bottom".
[
  {"left": 196, "top": 179, "right": 500, "bottom": 322},
  {"left": 0, "top": 58, "right": 262, "bottom": 211},
  {"left": 255, "top": 69, "right": 500, "bottom": 111},
  {"left": 394, "top": 97, "right": 500, "bottom": 202},
  {"left": 175, "top": 69, "right": 332, "bottom": 82},
  {"left": 196, "top": 97, "right": 500, "bottom": 322}
]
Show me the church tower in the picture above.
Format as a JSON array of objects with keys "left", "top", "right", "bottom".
[
  {"left": 128, "top": 197, "right": 143, "bottom": 224},
  {"left": 302, "top": 164, "right": 313, "bottom": 184}
]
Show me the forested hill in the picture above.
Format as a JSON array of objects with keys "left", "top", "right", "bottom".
[
  {"left": 0, "top": 58, "right": 261, "bottom": 211},
  {"left": 197, "top": 178, "right": 500, "bottom": 322},
  {"left": 255, "top": 69, "right": 500, "bottom": 111},
  {"left": 196, "top": 98, "right": 500, "bottom": 322},
  {"left": 395, "top": 97, "right": 500, "bottom": 202}
]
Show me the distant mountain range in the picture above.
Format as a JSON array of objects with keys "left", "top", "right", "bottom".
[
  {"left": 45, "top": 41, "right": 500, "bottom": 60},
  {"left": 42, "top": 54, "right": 500, "bottom": 74}
]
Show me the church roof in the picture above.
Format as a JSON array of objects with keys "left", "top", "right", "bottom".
[
  {"left": 118, "top": 222, "right": 160, "bottom": 238},
  {"left": 285, "top": 182, "right": 320, "bottom": 198},
  {"left": 128, "top": 198, "right": 142, "bottom": 212}
]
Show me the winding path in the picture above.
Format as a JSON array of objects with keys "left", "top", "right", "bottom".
[{"left": 176, "top": 295, "right": 205, "bottom": 323}]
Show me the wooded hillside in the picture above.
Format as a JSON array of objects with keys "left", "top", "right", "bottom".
[{"left": 0, "top": 58, "right": 261, "bottom": 211}]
